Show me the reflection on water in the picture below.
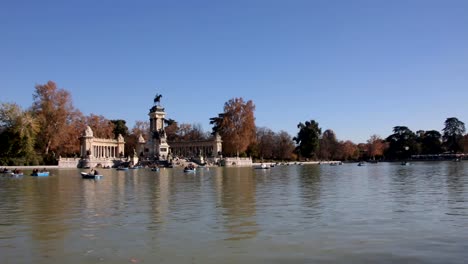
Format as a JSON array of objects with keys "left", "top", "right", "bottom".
[
  {"left": 219, "top": 167, "right": 258, "bottom": 240},
  {"left": 0, "top": 162, "right": 467, "bottom": 263}
]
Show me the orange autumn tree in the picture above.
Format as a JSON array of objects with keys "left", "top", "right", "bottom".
[
  {"left": 86, "top": 114, "right": 115, "bottom": 139},
  {"left": 210, "top": 97, "right": 256, "bottom": 156},
  {"left": 56, "top": 110, "right": 86, "bottom": 157},
  {"left": 367, "top": 134, "right": 386, "bottom": 160},
  {"left": 32, "top": 81, "right": 78, "bottom": 156}
]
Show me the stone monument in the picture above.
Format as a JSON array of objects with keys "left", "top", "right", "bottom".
[{"left": 147, "top": 93, "right": 170, "bottom": 160}]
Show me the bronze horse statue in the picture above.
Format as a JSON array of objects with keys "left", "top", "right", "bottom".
[{"left": 154, "top": 94, "right": 162, "bottom": 104}]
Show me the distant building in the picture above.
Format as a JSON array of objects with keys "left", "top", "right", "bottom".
[
  {"left": 69, "top": 94, "right": 223, "bottom": 168},
  {"left": 137, "top": 95, "right": 223, "bottom": 164},
  {"left": 66, "top": 126, "right": 126, "bottom": 168}
]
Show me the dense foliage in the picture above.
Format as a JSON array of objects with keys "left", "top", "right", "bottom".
[
  {"left": 1, "top": 81, "right": 467, "bottom": 165},
  {"left": 210, "top": 97, "right": 256, "bottom": 156},
  {"left": 442, "top": 117, "right": 465, "bottom": 153},
  {"left": 293, "top": 120, "right": 321, "bottom": 159}
]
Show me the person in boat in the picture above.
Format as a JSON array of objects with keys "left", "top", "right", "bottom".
[
  {"left": 90, "top": 168, "right": 95, "bottom": 175},
  {"left": 94, "top": 169, "right": 99, "bottom": 175},
  {"left": 184, "top": 163, "right": 195, "bottom": 170}
]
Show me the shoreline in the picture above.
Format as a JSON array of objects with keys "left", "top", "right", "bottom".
[
  {"left": 4, "top": 161, "right": 340, "bottom": 169},
  {"left": 1, "top": 165, "right": 60, "bottom": 170},
  {"left": 252, "top": 161, "right": 341, "bottom": 166}
]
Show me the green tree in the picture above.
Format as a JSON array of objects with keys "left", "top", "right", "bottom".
[
  {"left": 442, "top": 117, "right": 465, "bottom": 153},
  {"left": 111, "top": 119, "right": 129, "bottom": 138},
  {"left": 385, "top": 126, "right": 417, "bottom": 160},
  {"left": 0, "top": 103, "right": 39, "bottom": 165},
  {"left": 293, "top": 120, "right": 321, "bottom": 159},
  {"left": 419, "top": 130, "right": 442, "bottom": 154}
]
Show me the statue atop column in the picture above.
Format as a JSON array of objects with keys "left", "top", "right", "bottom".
[
  {"left": 150, "top": 93, "right": 164, "bottom": 113},
  {"left": 154, "top": 93, "right": 162, "bottom": 105}
]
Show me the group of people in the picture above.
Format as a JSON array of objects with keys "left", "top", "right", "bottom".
[
  {"left": 32, "top": 168, "right": 47, "bottom": 173},
  {"left": 1, "top": 168, "right": 12, "bottom": 173},
  {"left": 184, "top": 163, "right": 196, "bottom": 171},
  {"left": 0, "top": 168, "right": 22, "bottom": 175}
]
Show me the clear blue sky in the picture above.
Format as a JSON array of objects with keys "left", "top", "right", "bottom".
[{"left": 1, "top": 0, "right": 467, "bottom": 143}]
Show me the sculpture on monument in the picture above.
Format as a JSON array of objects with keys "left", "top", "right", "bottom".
[
  {"left": 150, "top": 93, "right": 163, "bottom": 113},
  {"left": 154, "top": 93, "right": 162, "bottom": 105}
]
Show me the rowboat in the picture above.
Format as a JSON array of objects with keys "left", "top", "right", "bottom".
[
  {"left": 31, "top": 171, "right": 49, "bottom": 177},
  {"left": 2, "top": 170, "right": 23, "bottom": 177},
  {"left": 81, "top": 172, "right": 103, "bottom": 179},
  {"left": 183, "top": 167, "right": 196, "bottom": 173},
  {"left": 255, "top": 164, "right": 270, "bottom": 169}
]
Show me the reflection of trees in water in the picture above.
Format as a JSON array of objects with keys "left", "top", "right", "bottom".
[
  {"left": 219, "top": 167, "right": 258, "bottom": 240},
  {"left": 0, "top": 179, "right": 26, "bottom": 226},
  {"left": 389, "top": 163, "right": 427, "bottom": 214},
  {"left": 388, "top": 161, "right": 467, "bottom": 217},
  {"left": 298, "top": 165, "right": 321, "bottom": 209},
  {"left": 444, "top": 162, "right": 467, "bottom": 216},
  {"left": 19, "top": 171, "right": 80, "bottom": 256},
  {"left": 29, "top": 176, "right": 69, "bottom": 241},
  {"left": 146, "top": 169, "right": 170, "bottom": 232}
]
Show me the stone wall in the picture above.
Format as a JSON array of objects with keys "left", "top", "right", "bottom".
[
  {"left": 59, "top": 157, "right": 123, "bottom": 168},
  {"left": 222, "top": 157, "right": 253, "bottom": 167},
  {"left": 58, "top": 157, "right": 81, "bottom": 168}
]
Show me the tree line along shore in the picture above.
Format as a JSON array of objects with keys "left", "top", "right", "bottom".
[{"left": 1, "top": 81, "right": 467, "bottom": 166}]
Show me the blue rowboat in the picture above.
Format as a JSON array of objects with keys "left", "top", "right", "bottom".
[{"left": 31, "top": 172, "right": 49, "bottom": 177}]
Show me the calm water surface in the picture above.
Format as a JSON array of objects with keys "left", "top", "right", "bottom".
[{"left": 1, "top": 162, "right": 467, "bottom": 263}]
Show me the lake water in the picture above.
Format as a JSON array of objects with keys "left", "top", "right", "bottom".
[{"left": 1, "top": 162, "right": 467, "bottom": 263}]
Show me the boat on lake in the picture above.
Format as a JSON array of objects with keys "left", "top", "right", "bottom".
[
  {"left": 183, "top": 164, "right": 196, "bottom": 173},
  {"left": 80, "top": 172, "right": 103, "bottom": 179},
  {"left": 116, "top": 166, "right": 129, "bottom": 171},
  {"left": 3, "top": 169, "right": 24, "bottom": 177},
  {"left": 255, "top": 164, "right": 270, "bottom": 169},
  {"left": 31, "top": 171, "right": 49, "bottom": 177},
  {"left": 1, "top": 168, "right": 12, "bottom": 174}
]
